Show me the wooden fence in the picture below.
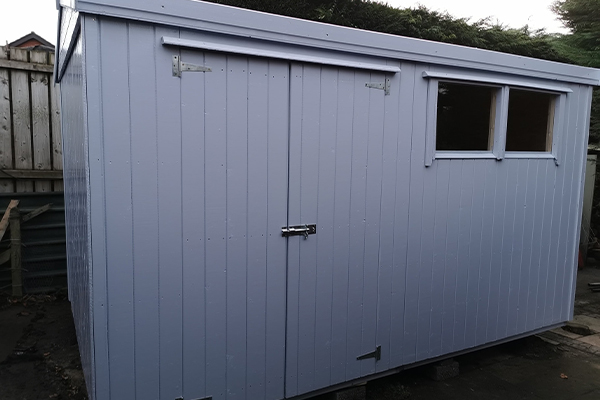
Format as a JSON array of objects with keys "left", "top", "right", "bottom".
[{"left": 0, "top": 45, "right": 63, "bottom": 193}]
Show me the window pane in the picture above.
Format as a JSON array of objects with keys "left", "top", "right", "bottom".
[
  {"left": 506, "top": 89, "right": 555, "bottom": 152},
  {"left": 436, "top": 82, "right": 495, "bottom": 151}
]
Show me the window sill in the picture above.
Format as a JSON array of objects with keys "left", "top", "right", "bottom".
[
  {"left": 434, "top": 151, "right": 497, "bottom": 159},
  {"left": 504, "top": 152, "right": 556, "bottom": 159}
]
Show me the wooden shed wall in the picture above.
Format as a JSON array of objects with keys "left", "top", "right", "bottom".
[
  {"left": 58, "top": 34, "right": 95, "bottom": 400},
  {"left": 0, "top": 45, "right": 63, "bottom": 193},
  {"left": 73, "top": 14, "right": 592, "bottom": 400}
]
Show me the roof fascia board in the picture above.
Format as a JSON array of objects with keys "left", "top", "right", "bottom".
[{"left": 75, "top": 0, "right": 600, "bottom": 85}]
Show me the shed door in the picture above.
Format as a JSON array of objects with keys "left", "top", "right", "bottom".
[{"left": 285, "top": 63, "right": 392, "bottom": 397}]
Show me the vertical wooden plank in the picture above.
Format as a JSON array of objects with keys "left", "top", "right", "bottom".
[
  {"left": 360, "top": 70, "right": 386, "bottom": 377},
  {"left": 534, "top": 162, "right": 556, "bottom": 327},
  {"left": 376, "top": 67, "right": 401, "bottom": 373},
  {"left": 264, "top": 60, "right": 288, "bottom": 400},
  {"left": 50, "top": 52, "right": 63, "bottom": 192},
  {"left": 0, "top": 47, "right": 14, "bottom": 192},
  {"left": 84, "top": 16, "right": 110, "bottom": 400},
  {"left": 155, "top": 25, "right": 184, "bottom": 400},
  {"left": 464, "top": 161, "right": 486, "bottom": 348},
  {"left": 296, "top": 64, "right": 320, "bottom": 394},
  {"left": 225, "top": 55, "right": 249, "bottom": 400},
  {"left": 10, "top": 48, "right": 33, "bottom": 192},
  {"left": 453, "top": 160, "right": 474, "bottom": 351},
  {"left": 179, "top": 43, "right": 206, "bottom": 400},
  {"left": 330, "top": 68, "right": 354, "bottom": 383},
  {"left": 100, "top": 19, "right": 135, "bottom": 400},
  {"left": 516, "top": 161, "right": 538, "bottom": 333},
  {"left": 525, "top": 161, "right": 547, "bottom": 332},
  {"left": 428, "top": 161, "right": 450, "bottom": 357},
  {"left": 441, "top": 160, "right": 461, "bottom": 354},
  {"left": 30, "top": 51, "right": 52, "bottom": 192},
  {"left": 415, "top": 164, "right": 437, "bottom": 361},
  {"left": 389, "top": 63, "right": 414, "bottom": 367},
  {"left": 203, "top": 50, "right": 228, "bottom": 399},
  {"left": 285, "top": 63, "right": 303, "bottom": 398},
  {"left": 496, "top": 161, "right": 519, "bottom": 339},
  {"left": 129, "top": 23, "right": 160, "bottom": 400},
  {"left": 475, "top": 162, "right": 497, "bottom": 345},
  {"left": 507, "top": 159, "right": 528, "bottom": 337},
  {"left": 403, "top": 65, "right": 429, "bottom": 364},
  {"left": 485, "top": 161, "right": 509, "bottom": 342},
  {"left": 10, "top": 207, "right": 22, "bottom": 297},
  {"left": 245, "top": 56, "right": 269, "bottom": 400},
  {"left": 313, "top": 66, "right": 337, "bottom": 390},
  {"left": 344, "top": 69, "right": 370, "bottom": 380}
]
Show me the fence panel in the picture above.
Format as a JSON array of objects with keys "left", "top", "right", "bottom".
[{"left": 0, "top": 45, "right": 63, "bottom": 193}]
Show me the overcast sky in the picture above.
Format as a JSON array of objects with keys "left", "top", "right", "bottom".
[{"left": 0, "top": 0, "right": 568, "bottom": 46}]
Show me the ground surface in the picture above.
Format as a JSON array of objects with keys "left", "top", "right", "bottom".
[
  {"left": 2, "top": 269, "right": 600, "bottom": 400},
  {"left": 0, "top": 292, "right": 87, "bottom": 400}
]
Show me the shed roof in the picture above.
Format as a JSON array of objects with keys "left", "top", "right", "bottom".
[{"left": 58, "top": 0, "right": 600, "bottom": 86}]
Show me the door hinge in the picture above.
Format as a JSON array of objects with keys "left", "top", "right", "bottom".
[
  {"left": 175, "top": 397, "right": 212, "bottom": 400},
  {"left": 365, "top": 78, "right": 390, "bottom": 95},
  {"left": 357, "top": 345, "right": 381, "bottom": 361},
  {"left": 172, "top": 55, "right": 212, "bottom": 77},
  {"left": 281, "top": 224, "right": 317, "bottom": 239}
]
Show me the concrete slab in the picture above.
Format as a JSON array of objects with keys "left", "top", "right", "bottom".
[
  {"left": 549, "top": 328, "right": 583, "bottom": 340},
  {"left": 572, "top": 315, "right": 600, "bottom": 334},
  {"left": 577, "top": 333, "right": 600, "bottom": 349}
]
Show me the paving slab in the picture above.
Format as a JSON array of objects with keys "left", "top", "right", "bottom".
[
  {"left": 572, "top": 315, "right": 600, "bottom": 334},
  {"left": 577, "top": 333, "right": 600, "bottom": 349},
  {"left": 549, "top": 327, "right": 583, "bottom": 340}
]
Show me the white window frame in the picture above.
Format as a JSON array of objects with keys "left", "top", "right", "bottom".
[{"left": 423, "top": 71, "right": 570, "bottom": 167}]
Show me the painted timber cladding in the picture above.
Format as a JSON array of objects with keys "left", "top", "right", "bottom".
[
  {"left": 56, "top": 1, "right": 598, "bottom": 399},
  {"left": 59, "top": 33, "right": 94, "bottom": 399}
]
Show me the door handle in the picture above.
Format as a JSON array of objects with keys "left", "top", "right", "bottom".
[{"left": 281, "top": 224, "right": 317, "bottom": 239}]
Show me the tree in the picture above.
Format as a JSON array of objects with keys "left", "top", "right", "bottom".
[{"left": 553, "top": 0, "right": 600, "bottom": 143}]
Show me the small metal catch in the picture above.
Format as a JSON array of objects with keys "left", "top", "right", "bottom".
[
  {"left": 281, "top": 224, "right": 317, "bottom": 239},
  {"left": 365, "top": 78, "right": 391, "bottom": 95},
  {"left": 357, "top": 345, "right": 381, "bottom": 361},
  {"left": 172, "top": 55, "right": 212, "bottom": 77}
]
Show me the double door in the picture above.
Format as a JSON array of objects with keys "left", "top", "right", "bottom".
[{"left": 178, "top": 48, "right": 399, "bottom": 399}]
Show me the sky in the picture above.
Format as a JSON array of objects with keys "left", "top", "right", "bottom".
[{"left": 0, "top": 0, "right": 569, "bottom": 46}]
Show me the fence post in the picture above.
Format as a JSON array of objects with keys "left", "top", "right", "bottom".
[{"left": 10, "top": 207, "right": 22, "bottom": 297}]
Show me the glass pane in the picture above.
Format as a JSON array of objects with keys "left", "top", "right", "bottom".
[
  {"left": 506, "top": 89, "right": 555, "bottom": 152},
  {"left": 436, "top": 82, "right": 495, "bottom": 151}
]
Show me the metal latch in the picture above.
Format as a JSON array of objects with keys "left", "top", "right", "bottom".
[
  {"left": 281, "top": 224, "right": 317, "bottom": 239},
  {"left": 172, "top": 55, "right": 212, "bottom": 77},
  {"left": 357, "top": 345, "right": 381, "bottom": 361},
  {"left": 365, "top": 78, "right": 390, "bottom": 95}
]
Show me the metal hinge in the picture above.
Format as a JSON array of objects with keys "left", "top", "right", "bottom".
[
  {"left": 172, "top": 55, "right": 212, "bottom": 77},
  {"left": 175, "top": 396, "right": 212, "bottom": 400},
  {"left": 281, "top": 224, "right": 317, "bottom": 239},
  {"left": 365, "top": 78, "right": 390, "bottom": 95},
  {"left": 357, "top": 345, "right": 381, "bottom": 361}
]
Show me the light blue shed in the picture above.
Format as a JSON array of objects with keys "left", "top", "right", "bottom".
[{"left": 55, "top": 1, "right": 600, "bottom": 399}]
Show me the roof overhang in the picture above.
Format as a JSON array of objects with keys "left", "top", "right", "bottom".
[{"left": 58, "top": 0, "right": 600, "bottom": 86}]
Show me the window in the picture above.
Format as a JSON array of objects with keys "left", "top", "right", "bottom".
[
  {"left": 506, "top": 89, "right": 555, "bottom": 152},
  {"left": 436, "top": 82, "right": 496, "bottom": 151},
  {"left": 423, "top": 71, "right": 569, "bottom": 166}
]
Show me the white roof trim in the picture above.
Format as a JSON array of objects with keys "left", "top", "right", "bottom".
[{"left": 70, "top": 0, "right": 600, "bottom": 86}]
